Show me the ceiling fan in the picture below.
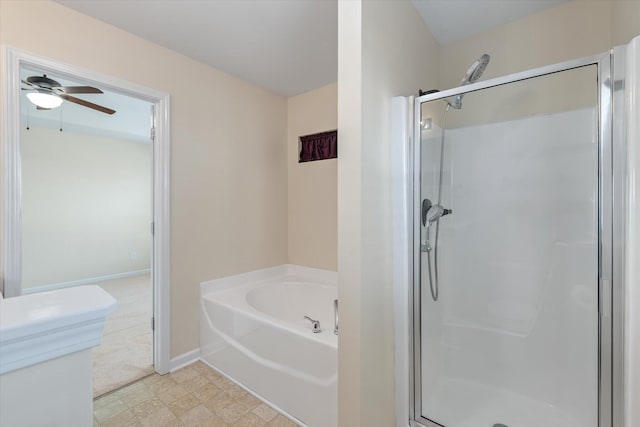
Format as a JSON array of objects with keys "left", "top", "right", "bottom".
[{"left": 21, "top": 75, "right": 116, "bottom": 115}]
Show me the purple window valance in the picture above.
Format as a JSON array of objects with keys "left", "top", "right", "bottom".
[{"left": 299, "top": 130, "right": 337, "bottom": 163}]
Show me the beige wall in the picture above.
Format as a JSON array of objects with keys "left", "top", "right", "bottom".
[
  {"left": 21, "top": 127, "right": 151, "bottom": 289},
  {"left": 287, "top": 83, "right": 338, "bottom": 271},
  {"left": 439, "top": 0, "right": 640, "bottom": 91},
  {"left": 612, "top": 1, "right": 640, "bottom": 47},
  {"left": 439, "top": 0, "right": 612, "bottom": 90},
  {"left": 338, "top": 0, "right": 440, "bottom": 425},
  {"left": 0, "top": 0, "right": 288, "bottom": 357}
]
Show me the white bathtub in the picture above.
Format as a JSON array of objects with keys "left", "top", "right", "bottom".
[{"left": 200, "top": 265, "right": 337, "bottom": 427}]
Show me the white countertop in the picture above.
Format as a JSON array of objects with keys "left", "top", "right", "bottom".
[{"left": 0, "top": 285, "right": 117, "bottom": 374}]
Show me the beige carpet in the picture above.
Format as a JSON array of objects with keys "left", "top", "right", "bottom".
[{"left": 93, "top": 274, "right": 154, "bottom": 398}]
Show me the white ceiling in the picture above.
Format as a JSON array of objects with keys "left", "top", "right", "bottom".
[
  {"left": 54, "top": 0, "right": 569, "bottom": 97},
  {"left": 57, "top": 0, "right": 338, "bottom": 97},
  {"left": 19, "top": 2, "right": 574, "bottom": 144},
  {"left": 412, "top": 0, "right": 569, "bottom": 45}
]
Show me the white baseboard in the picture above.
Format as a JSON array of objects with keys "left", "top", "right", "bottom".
[
  {"left": 22, "top": 269, "right": 151, "bottom": 295},
  {"left": 170, "top": 349, "right": 201, "bottom": 372}
]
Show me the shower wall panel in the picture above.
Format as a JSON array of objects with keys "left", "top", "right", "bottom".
[{"left": 420, "top": 108, "right": 598, "bottom": 427}]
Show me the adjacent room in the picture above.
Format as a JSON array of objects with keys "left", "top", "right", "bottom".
[{"left": 19, "top": 66, "right": 155, "bottom": 397}]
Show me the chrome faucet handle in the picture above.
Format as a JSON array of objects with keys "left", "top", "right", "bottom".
[{"left": 304, "top": 316, "right": 321, "bottom": 333}]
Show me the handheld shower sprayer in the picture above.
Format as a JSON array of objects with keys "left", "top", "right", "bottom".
[
  {"left": 421, "top": 199, "right": 451, "bottom": 252},
  {"left": 426, "top": 204, "right": 450, "bottom": 224}
]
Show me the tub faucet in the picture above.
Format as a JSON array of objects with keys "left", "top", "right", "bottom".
[
  {"left": 334, "top": 299, "right": 338, "bottom": 335},
  {"left": 304, "top": 316, "right": 321, "bottom": 333}
]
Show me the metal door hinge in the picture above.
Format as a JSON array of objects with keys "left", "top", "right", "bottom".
[
  {"left": 151, "top": 317, "right": 155, "bottom": 331},
  {"left": 151, "top": 222, "right": 155, "bottom": 235},
  {"left": 150, "top": 127, "right": 156, "bottom": 141}
]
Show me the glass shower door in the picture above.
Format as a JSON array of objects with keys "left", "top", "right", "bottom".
[{"left": 414, "top": 63, "right": 602, "bottom": 427}]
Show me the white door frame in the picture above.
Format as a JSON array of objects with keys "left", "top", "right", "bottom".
[{"left": 1, "top": 46, "right": 171, "bottom": 374}]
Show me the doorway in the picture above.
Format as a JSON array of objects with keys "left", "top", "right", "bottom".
[
  {"left": 20, "top": 66, "right": 154, "bottom": 396},
  {"left": 2, "top": 47, "right": 171, "bottom": 379}
]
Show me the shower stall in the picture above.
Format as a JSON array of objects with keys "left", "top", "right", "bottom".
[{"left": 392, "top": 43, "right": 634, "bottom": 427}]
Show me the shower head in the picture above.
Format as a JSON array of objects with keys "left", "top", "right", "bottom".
[
  {"left": 447, "top": 53, "right": 491, "bottom": 110},
  {"left": 460, "top": 53, "right": 491, "bottom": 86}
]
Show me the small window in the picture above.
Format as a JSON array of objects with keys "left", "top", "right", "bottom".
[{"left": 298, "top": 130, "right": 337, "bottom": 163}]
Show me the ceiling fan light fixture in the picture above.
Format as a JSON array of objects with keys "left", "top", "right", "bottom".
[{"left": 26, "top": 91, "right": 63, "bottom": 109}]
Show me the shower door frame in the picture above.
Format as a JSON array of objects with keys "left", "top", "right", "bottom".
[{"left": 409, "top": 48, "right": 626, "bottom": 427}]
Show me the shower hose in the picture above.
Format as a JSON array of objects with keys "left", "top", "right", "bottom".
[{"left": 427, "top": 106, "right": 449, "bottom": 302}]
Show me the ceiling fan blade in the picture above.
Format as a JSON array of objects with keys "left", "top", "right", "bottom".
[
  {"left": 59, "top": 94, "right": 116, "bottom": 115},
  {"left": 55, "top": 86, "right": 103, "bottom": 94},
  {"left": 21, "top": 79, "right": 38, "bottom": 88}
]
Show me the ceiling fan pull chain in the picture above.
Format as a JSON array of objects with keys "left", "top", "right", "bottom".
[
  {"left": 59, "top": 105, "right": 63, "bottom": 132},
  {"left": 26, "top": 104, "right": 30, "bottom": 130}
]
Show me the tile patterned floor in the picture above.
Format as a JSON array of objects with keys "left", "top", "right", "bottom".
[{"left": 93, "top": 361, "right": 299, "bottom": 427}]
